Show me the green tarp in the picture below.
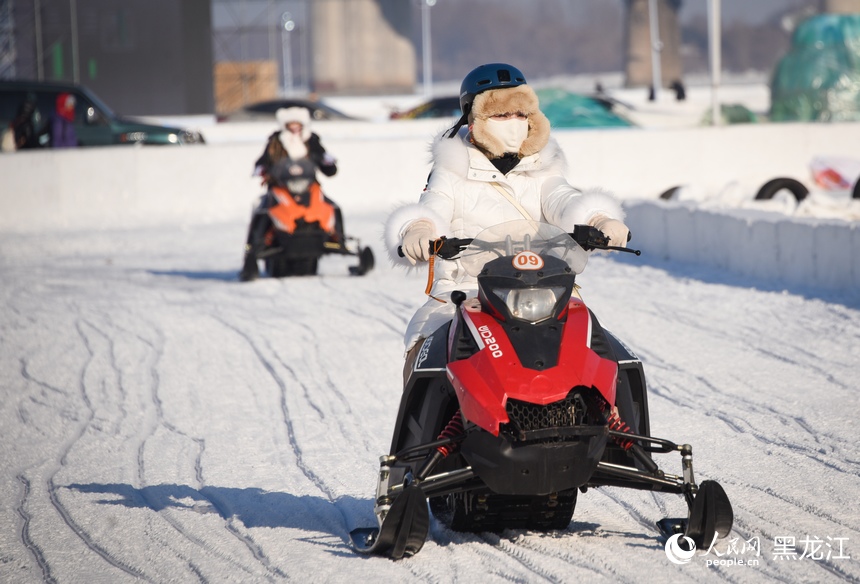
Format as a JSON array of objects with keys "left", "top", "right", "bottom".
[
  {"left": 536, "top": 89, "right": 634, "bottom": 128},
  {"left": 770, "top": 14, "right": 860, "bottom": 122}
]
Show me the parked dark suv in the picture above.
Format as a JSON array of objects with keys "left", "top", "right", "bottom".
[{"left": 0, "top": 80, "right": 205, "bottom": 147}]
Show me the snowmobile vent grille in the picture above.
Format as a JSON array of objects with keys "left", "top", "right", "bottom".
[{"left": 503, "top": 391, "right": 586, "bottom": 443}]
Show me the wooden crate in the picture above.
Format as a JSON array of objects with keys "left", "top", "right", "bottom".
[{"left": 214, "top": 61, "right": 278, "bottom": 114}]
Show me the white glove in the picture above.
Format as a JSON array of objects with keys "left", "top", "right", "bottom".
[
  {"left": 401, "top": 220, "right": 437, "bottom": 265},
  {"left": 589, "top": 213, "right": 629, "bottom": 248}
]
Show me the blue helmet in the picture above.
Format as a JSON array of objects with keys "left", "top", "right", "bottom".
[
  {"left": 458, "top": 63, "right": 528, "bottom": 115},
  {"left": 447, "top": 63, "right": 527, "bottom": 138}
]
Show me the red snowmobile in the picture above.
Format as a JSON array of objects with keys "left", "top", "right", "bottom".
[{"left": 351, "top": 220, "right": 733, "bottom": 559}]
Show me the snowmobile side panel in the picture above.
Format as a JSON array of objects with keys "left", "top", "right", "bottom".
[
  {"left": 412, "top": 331, "right": 448, "bottom": 374},
  {"left": 390, "top": 324, "right": 457, "bottom": 455}
]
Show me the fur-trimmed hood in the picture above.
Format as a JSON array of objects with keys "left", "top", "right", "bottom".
[
  {"left": 469, "top": 85, "right": 550, "bottom": 158},
  {"left": 275, "top": 107, "right": 312, "bottom": 141}
]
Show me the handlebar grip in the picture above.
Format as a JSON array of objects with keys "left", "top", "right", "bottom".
[
  {"left": 397, "top": 237, "right": 471, "bottom": 260},
  {"left": 396, "top": 238, "right": 444, "bottom": 259}
]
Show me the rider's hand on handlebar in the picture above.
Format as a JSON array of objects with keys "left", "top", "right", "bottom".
[
  {"left": 401, "top": 220, "right": 438, "bottom": 265},
  {"left": 588, "top": 214, "right": 630, "bottom": 248}
]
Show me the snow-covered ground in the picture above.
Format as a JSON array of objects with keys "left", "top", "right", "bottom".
[
  {"left": 2, "top": 213, "right": 858, "bottom": 583},
  {"left": 1, "top": 81, "right": 859, "bottom": 583}
]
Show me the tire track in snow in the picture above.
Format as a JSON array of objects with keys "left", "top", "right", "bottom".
[
  {"left": 477, "top": 531, "right": 584, "bottom": 583},
  {"left": 212, "top": 316, "right": 350, "bottom": 539},
  {"left": 219, "top": 310, "right": 379, "bottom": 475},
  {"left": 640, "top": 292, "right": 855, "bottom": 398},
  {"left": 286, "top": 318, "right": 381, "bottom": 454},
  {"left": 587, "top": 488, "right": 663, "bottom": 543},
  {"left": 512, "top": 532, "right": 635, "bottom": 584},
  {"left": 709, "top": 409, "right": 860, "bottom": 478},
  {"left": 132, "top": 318, "right": 287, "bottom": 582},
  {"left": 38, "top": 307, "right": 277, "bottom": 582},
  {"left": 435, "top": 531, "right": 550, "bottom": 583},
  {"left": 16, "top": 474, "right": 55, "bottom": 584},
  {"left": 429, "top": 521, "right": 602, "bottom": 583},
  {"left": 617, "top": 278, "right": 844, "bottom": 380},
  {"left": 17, "top": 357, "right": 67, "bottom": 440},
  {"left": 317, "top": 276, "right": 414, "bottom": 335},
  {"left": 267, "top": 342, "right": 378, "bottom": 456},
  {"left": 713, "top": 477, "right": 860, "bottom": 584},
  {"left": 637, "top": 350, "right": 860, "bottom": 478},
  {"left": 742, "top": 482, "right": 858, "bottom": 534},
  {"left": 674, "top": 376, "right": 857, "bottom": 479},
  {"left": 43, "top": 319, "right": 150, "bottom": 581}
]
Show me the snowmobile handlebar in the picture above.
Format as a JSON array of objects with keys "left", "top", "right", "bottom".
[{"left": 397, "top": 224, "right": 640, "bottom": 260}]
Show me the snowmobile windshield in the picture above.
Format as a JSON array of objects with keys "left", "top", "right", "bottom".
[
  {"left": 271, "top": 157, "right": 316, "bottom": 190},
  {"left": 458, "top": 220, "right": 589, "bottom": 277}
]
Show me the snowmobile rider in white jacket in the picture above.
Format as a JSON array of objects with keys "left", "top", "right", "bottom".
[{"left": 384, "top": 63, "right": 630, "bottom": 360}]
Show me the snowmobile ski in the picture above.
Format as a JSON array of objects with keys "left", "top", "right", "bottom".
[
  {"left": 350, "top": 485, "right": 429, "bottom": 559},
  {"left": 682, "top": 480, "right": 734, "bottom": 547},
  {"left": 349, "top": 245, "right": 375, "bottom": 276},
  {"left": 657, "top": 480, "right": 733, "bottom": 548}
]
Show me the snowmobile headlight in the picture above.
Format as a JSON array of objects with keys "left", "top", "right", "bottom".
[{"left": 492, "top": 286, "right": 566, "bottom": 323}]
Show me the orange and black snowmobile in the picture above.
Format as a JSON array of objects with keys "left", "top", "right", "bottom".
[{"left": 255, "top": 158, "right": 374, "bottom": 277}]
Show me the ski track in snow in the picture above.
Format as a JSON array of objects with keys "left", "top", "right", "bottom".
[
  {"left": 1, "top": 220, "right": 858, "bottom": 583},
  {"left": 137, "top": 320, "right": 285, "bottom": 583},
  {"left": 45, "top": 318, "right": 149, "bottom": 581},
  {"left": 15, "top": 474, "right": 54, "bottom": 583}
]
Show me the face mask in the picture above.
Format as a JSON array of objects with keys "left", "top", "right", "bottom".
[{"left": 485, "top": 118, "right": 529, "bottom": 154}]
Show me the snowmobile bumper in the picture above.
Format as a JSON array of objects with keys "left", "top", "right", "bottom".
[{"left": 460, "top": 425, "right": 608, "bottom": 496}]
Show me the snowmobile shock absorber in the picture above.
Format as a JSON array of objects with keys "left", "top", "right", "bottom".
[
  {"left": 436, "top": 410, "right": 464, "bottom": 457},
  {"left": 605, "top": 406, "right": 634, "bottom": 450},
  {"left": 416, "top": 410, "right": 464, "bottom": 481},
  {"left": 603, "top": 403, "right": 662, "bottom": 475}
]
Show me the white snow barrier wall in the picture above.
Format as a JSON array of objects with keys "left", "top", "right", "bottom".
[
  {"left": 1, "top": 122, "right": 857, "bottom": 296},
  {"left": 624, "top": 200, "right": 859, "bottom": 293}
]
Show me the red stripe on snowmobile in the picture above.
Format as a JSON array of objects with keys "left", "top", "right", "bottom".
[{"left": 447, "top": 299, "right": 618, "bottom": 436}]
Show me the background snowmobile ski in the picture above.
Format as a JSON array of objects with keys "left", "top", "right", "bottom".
[{"left": 259, "top": 233, "right": 374, "bottom": 277}]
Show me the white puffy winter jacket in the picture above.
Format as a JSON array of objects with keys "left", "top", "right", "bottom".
[
  {"left": 385, "top": 128, "right": 627, "bottom": 351},
  {"left": 385, "top": 127, "right": 625, "bottom": 298}
]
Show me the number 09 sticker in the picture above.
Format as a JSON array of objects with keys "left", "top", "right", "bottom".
[{"left": 512, "top": 251, "right": 544, "bottom": 270}]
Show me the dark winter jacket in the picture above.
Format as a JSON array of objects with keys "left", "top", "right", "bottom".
[
  {"left": 255, "top": 131, "right": 337, "bottom": 187},
  {"left": 12, "top": 99, "right": 42, "bottom": 150}
]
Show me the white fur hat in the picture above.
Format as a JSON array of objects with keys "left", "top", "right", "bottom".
[{"left": 276, "top": 106, "right": 311, "bottom": 127}]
